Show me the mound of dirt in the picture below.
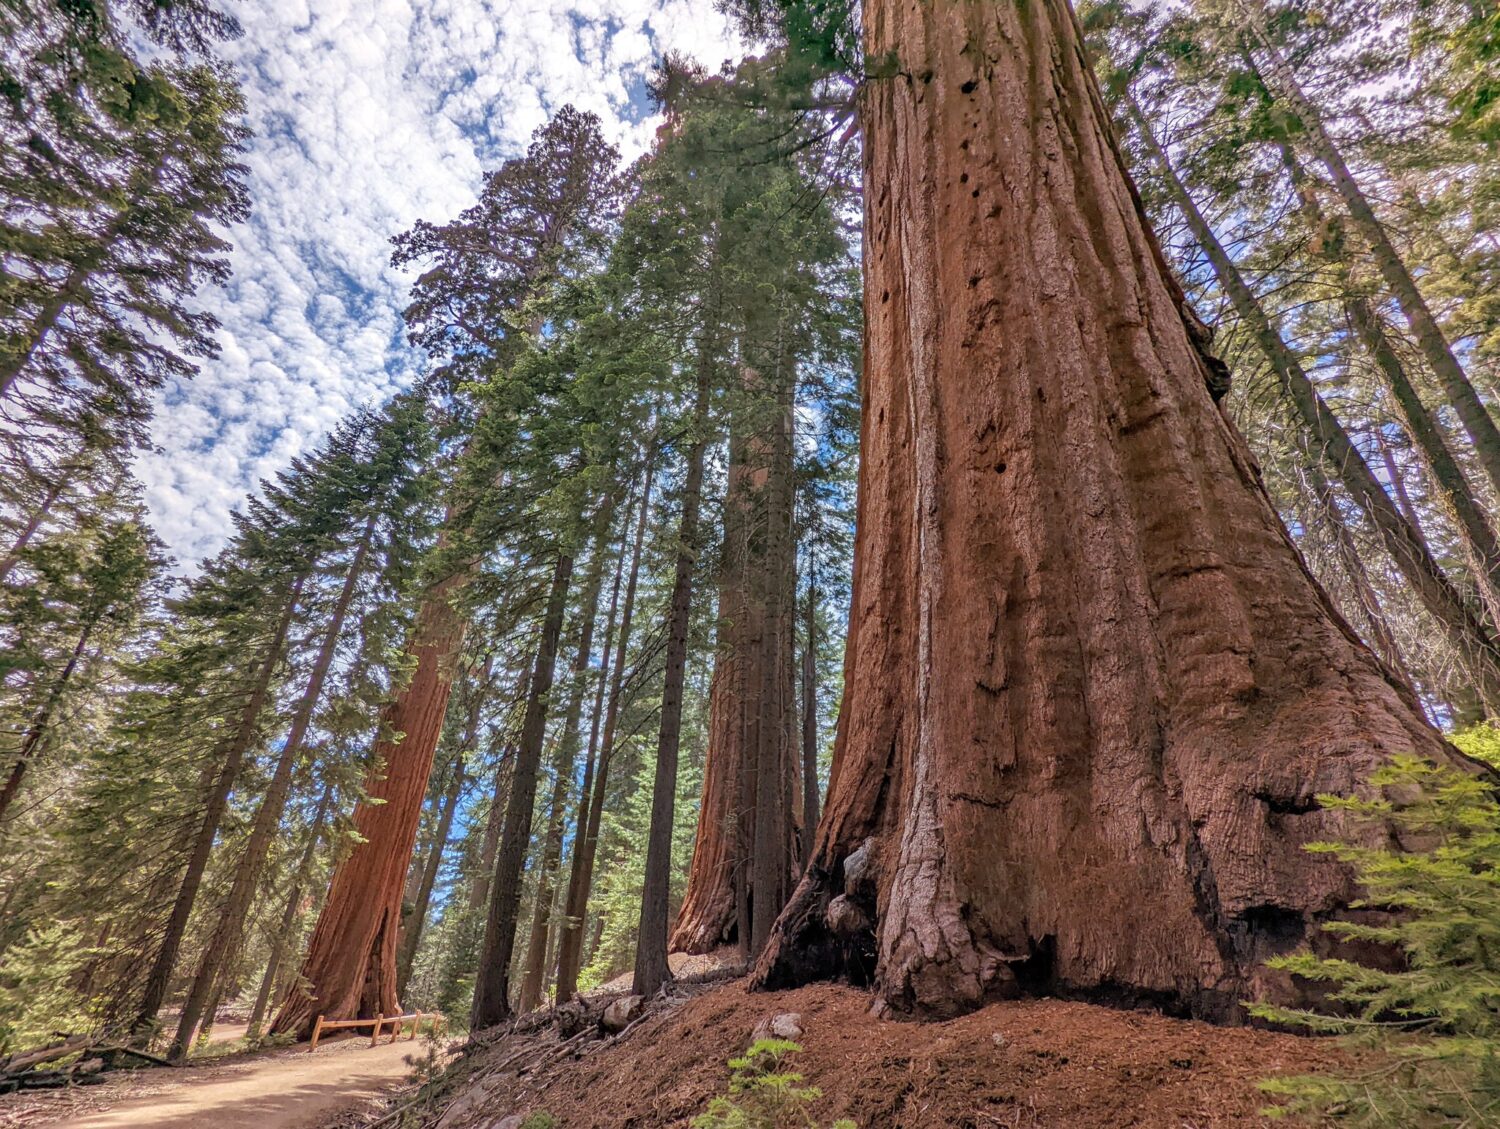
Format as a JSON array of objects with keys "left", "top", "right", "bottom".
[{"left": 424, "top": 978, "right": 1351, "bottom": 1128}]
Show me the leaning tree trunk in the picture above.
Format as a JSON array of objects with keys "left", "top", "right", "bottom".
[
  {"left": 1126, "top": 94, "right": 1500, "bottom": 711},
  {"left": 0, "top": 475, "right": 66, "bottom": 586},
  {"left": 1274, "top": 140, "right": 1500, "bottom": 625},
  {"left": 1300, "top": 461, "right": 1423, "bottom": 703},
  {"left": 0, "top": 618, "right": 94, "bottom": 823},
  {"left": 1239, "top": 6, "right": 1500, "bottom": 502},
  {"left": 172, "top": 516, "right": 376, "bottom": 1057},
  {"left": 673, "top": 366, "right": 799, "bottom": 957},
  {"left": 136, "top": 576, "right": 304, "bottom": 1034},
  {"left": 751, "top": 0, "right": 1466, "bottom": 1023},
  {"left": 272, "top": 575, "right": 467, "bottom": 1038},
  {"left": 396, "top": 750, "right": 466, "bottom": 997},
  {"left": 247, "top": 781, "right": 335, "bottom": 1040}
]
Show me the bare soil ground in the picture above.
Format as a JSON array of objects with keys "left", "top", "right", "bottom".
[
  {"left": 410, "top": 977, "right": 1352, "bottom": 1129},
  {"left": 1, "top": 1032, "right": 451, "bottom": 1129}
]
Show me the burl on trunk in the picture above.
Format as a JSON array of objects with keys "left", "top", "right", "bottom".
[{"left": 751, "top": 0, "right": 1462, "bottom": 1021}]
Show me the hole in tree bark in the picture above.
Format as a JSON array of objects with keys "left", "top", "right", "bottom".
[
  {"left": 1010, "top": 934, "right": 1056, "bottom": 993},
  {"left": 1254, "top": 791, "right": 1321, "bottom": 816}
]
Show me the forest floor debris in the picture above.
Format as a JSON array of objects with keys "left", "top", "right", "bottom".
[{"left": 368, "top": 977, "right": 1356, "bottom": 1128}]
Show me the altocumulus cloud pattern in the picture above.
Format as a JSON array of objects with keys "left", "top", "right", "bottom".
[{"left": 139, "top": 0, "right": 739, "bottom": 566}]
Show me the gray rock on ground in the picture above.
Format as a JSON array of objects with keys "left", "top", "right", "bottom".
[{"left": 750, "top": 1012, "right": 803, "bottom": 1043}]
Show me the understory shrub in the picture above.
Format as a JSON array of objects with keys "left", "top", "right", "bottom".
[
  {"left": 0, "top": 923, "right": 99, "bottom": 1054},
  {"left": 1251, "top": 754, "right": 1500, "bottom": 1126},
  {"left": 693, "top": 1039, "right": 856, "bottom": 1129}
]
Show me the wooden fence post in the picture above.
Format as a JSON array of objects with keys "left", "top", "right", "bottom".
[{"left": 309, "top": 1015, "right": 324, "bottom": 1053}]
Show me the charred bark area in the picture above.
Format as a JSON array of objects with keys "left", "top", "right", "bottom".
[
  {"left": 751, "top": 0, "right": 1465, "bottom": 1024},
  {"left": 272, "top": 581, "right": 466, "bottom": 1038},
  {"left": 672, "top": 366, "right": 800, "bottom": 957}
]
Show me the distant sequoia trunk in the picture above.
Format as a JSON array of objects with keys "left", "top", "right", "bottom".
[
  {"left": 750, "top": 0, "right": 1470, "bottom": 1022},
  {"left": 672, "top": 366, "right": 800, "bottom": 957}
]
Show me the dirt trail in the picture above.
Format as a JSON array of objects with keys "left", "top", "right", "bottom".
[{"left": 7, "top": 1035, "right": 442, "bottom": 1129}]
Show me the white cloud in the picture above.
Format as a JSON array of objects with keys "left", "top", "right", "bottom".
[{"left": 137, "top": 0, "right": 741, "bottom": 566}]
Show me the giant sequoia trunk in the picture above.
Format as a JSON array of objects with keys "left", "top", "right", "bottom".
[
  {"left": 751, "top": 0, "right": 1463, "bottom": 1022},
  {"left": 272, "top": 578, "right": 467, "bottom": 1038},
  {"left": 672, "top": 369, "right": 800, "bottom": 957}
]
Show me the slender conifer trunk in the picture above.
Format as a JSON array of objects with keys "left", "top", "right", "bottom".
[
  {"left": 136, "top": 575, "right": 304, "bottom": 1035},
  {"left": 247, "top": 782, "right": 334, "bottom": 1041},
  {"left": 0, "top": 620, "right": 95, "bottom": 824},
  {"left": 471, "top": 550, "right": 576, "bottom": 1027},
  {"left": 1237, "top": 4, "right": 1500, "bottom": 499},
  {"left": 633, "top": 359, "right": 713, "bottom": 999},
  {"left": 395, "top": 751, "right": 466, "bottom": 996},
  {"left": 1129, "top": 98, "right": 1500, "bottom": 707},
  {"left": 0, "top": 476, "right": 66, "bottom": 586},
  {"left": 518, "top": 504, "right": 613, "bottom": 1011},
  {"left": 555, "top": 457, "right": 655, "bottom": 1001},
  {"left": 171, "top": 517, "right": 375, "bottom": 1056}
]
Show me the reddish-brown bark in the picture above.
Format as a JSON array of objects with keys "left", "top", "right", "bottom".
[
  {"left": 751, "top": 0, "right": 1466, "bottom": 1022},
  {"left": 272, "top": 578, "right": 466, "bottom": 1037},
  {"left": 673, "top": 374, "right": 800, "bottom": 957}
]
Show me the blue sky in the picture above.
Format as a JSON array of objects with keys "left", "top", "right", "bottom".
[{"left": 138, "top": 0, "right": 740, "bottom": 565}]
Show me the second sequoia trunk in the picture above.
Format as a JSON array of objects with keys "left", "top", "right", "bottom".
[
  {"left": 272, "top": 580, "right": 466, "bottom": 1037},
  {"left": 673, "top": 366, "right": 800, "bottom": 957},
  {"left": 751, "top": 0, "right": 1464, "bottom": 1022}
]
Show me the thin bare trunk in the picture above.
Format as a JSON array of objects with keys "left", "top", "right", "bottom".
[
  {"left": 1277, "top": 142, "right": 1500, "bottom": 622},
  {"left": 135, "top": 576, "right": 305, "bottom": 1035},
  {"left": 1239, "top": 2, "right": 1500, "bottom": 499},
  {"left": 472, "top": 551, "right": 576, "bottom": 1027},
  {"left": 0, "top": 621, "right": 94, "bottom": 823},
  {"left": 518, "top": 503, "right": 613, "bottom": 1011},
  {"left": 555, "top": 456, "right": 655, "bottom": 1002},
  {"left": 247, "top": 782, "right": 334, "bottom": 1041},
  {"left": 395, "top": 751, "right": 466, "bottom": 996},
  {"left": 0, "top": 476, "right": 66, "bottom": 585},
  {"left": 171, "top": 518, "right": 375, "bottom": 1056},
  {"left": 634, "top": 361, "right": 713, "bottom": 999},
  {"left": 1129, "top": 96, "right": 1500, "bottom": 707}
]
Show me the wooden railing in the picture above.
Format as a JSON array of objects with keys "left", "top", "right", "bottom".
[{"left": 308, "top": 1010, "right": 446, "bottom": 1052}]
